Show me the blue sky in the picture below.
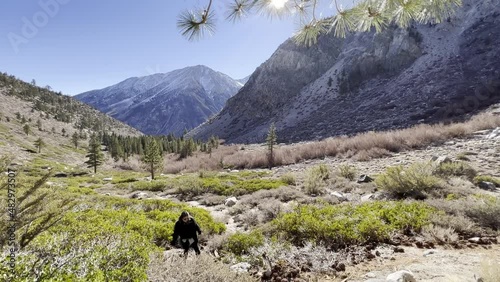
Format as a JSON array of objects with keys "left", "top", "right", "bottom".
[{"left": 0, "top": 0, "right": 343, "bottom": 95}]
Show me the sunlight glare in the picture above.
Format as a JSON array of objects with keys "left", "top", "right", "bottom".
[{"left": 270, "top": 0, "right": 288, "bottom": 9}]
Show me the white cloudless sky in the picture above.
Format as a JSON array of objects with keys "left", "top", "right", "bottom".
[{"left": 0, "top": 0, "right": 349, "bottom": 95}]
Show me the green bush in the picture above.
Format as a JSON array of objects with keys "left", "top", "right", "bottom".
[
  {"left": 175, "top": 173, "right": 285, "bottom": 197},
  {"left": 130, "top": 180, "right": 168, "bottom": 191},
  {"left": 433, "top": 161, "right": 477, "bottom": 180},
  {"left": 375, "top": 163, "right": 443, "bottom": 198},
  {"left": 271, "top": 201, "right": 435, "bottom": 246},
  {"left": 111, "top": 177, "right": 138, "bottom": 184},
  {"left": 473, "top": 175, "right": 500, "bottom": 187},
  {"left": 223, "top": 231, "right": 264, "bottom": 256},
  {"left": 280, "top": 173, "right": 297, "bottom": 185},
  {"left": 338, "top": 164, "right": 357, "bottom": 181}
]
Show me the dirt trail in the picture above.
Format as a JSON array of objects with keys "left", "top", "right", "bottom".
[{"left": 333, "top": 244, "right": 500, "bottom": 282}]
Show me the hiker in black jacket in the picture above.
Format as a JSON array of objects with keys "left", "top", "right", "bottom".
[{"left": 171, "top": 211, "right": 202, "bottom": 257}]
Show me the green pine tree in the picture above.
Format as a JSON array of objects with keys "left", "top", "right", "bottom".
[
  {"left": 85, "top": 135, "right": 104, "bottom": 173},
  {"left": 23, "top": 124, "right": 30, "bottom": 136},
  {"left": 179, "top": 0, "right": 462, "bottom": 45},
  {"left": 142, "top": 138, "right": 163, "bottom": 180},
  {"left": 34, "top": 137, "right": 45, "bottom": 153},
  {"left": 266, "top": 122, "right": 277, "bottom": 169},
  {"left": 71, "top": 132, "right": 79, "bottom": 149}
]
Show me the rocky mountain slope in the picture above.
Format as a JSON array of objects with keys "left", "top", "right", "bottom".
[
  {"left": 189, "top": 0, "right": 500, "bottom": 144},
  {"left": 76, "top": 65, "right": 242, "bottom": 136}
]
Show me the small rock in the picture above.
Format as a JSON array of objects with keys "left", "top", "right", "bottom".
[
  {"left": 375, "top": 250, "right": 381, "bottom": 256},
  {"left": 330, "top": 191, "right": 347, "bottom": 201},
  {"left": 230, "top": 262, "right": 251, "bottom": 273},
  {"left": 53, "top": 172, "right": 68, "bottom": 178},
  {"left": 393, "top": 247, "right": 405, "bottom": 253},
  {"left": 225, "top": 197, "right": 238, "bottom": 207},
  {"left": 103, "top": 177, "right": 113, "bottom": 181},
  {"left": 365, "top": 272, "right": 377, "bottom": 278},
  {"left": 468, "top": 237, "right": 481, "bottom": 243},
  {"left": 432, "top": 155, "right": 452, "bottom": 165},
  {"left": 386, "top": 270, "right": 416, "bottom": 282},
  {"left": 230, "top": 169, "right": 240, "bottom": 173},
  {"left": 423, "top": 250, "right": 437, "bottom": 256},
  {"left": 335, "top": 263, "right": 346, "bottom": 272},
  {"left": 105, "top": 193, "right": 110, "bottom": 196}
]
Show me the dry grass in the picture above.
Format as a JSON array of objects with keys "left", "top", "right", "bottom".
[
  {"left": 147, "top": 252, "right": 255, "bottom": 282},
  {"left": 152, "top": 112, "right": 500, "bottom": 173}
]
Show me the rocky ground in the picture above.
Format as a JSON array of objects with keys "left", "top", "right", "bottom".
[{"left": 94, "top": 126, "right": 500, "bottom": 282}]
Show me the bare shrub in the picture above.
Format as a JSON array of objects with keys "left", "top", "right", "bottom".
[
  {"left": 421, "top": 224, "right": 459, "bottom": 245},
  {"left": 240, "top": 210, "right": 261, "bottom": 228},
  {"left": 329, "top": 177, "right": 359, "bottom": 193},
  {"left": 427, "top": 196, "right": 500, "bottom": 231},
  {"left": 164, "top": 145, "right": 240, "bottom": 173},
  {"left": 303, "top": 165, "right": 330, "bottom": 195},
  {"left": 464, "top": 196, "right": 500, "bottom": 230},
  {"left": 375, "top": 162, "right": 444, "bottom": 198},
  {"left": 258, "top": 199, "right": 283, "bottom": 223},
  {"left": 248, "top": 240, "right": 339, "bottom": 274},
  {"left": 428, "top": 212, "right": 479, "bottom": 236},
  {"left": 237, "top": 187, "right": 306, "bottom": 208},
  {"left": 337, "top": 164, "right": 357, "bottom": 181},
  {"left": 433, "top": 161, "right": 477, "bottom": 180},
  {"left": 352, "top": 148, "right": 392, "bottom": 161},
  {"left": 147, "top": 252, "right": 255, "bottom": 282},
  {"left": 199, "top": 194, "right": 226, "bottom": 206},
  {"left": 280, "top": 173, "right": 297, "bottom": 186}
]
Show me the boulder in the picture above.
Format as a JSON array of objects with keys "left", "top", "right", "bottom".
[
  {"left": 330, "top": 191, "right": 347, "bottom": 201},
  {"left": 478, "top": 181, "right": 496, "bottom": 191},
  {"left": 357, "top": 174, "right": 374, "bottom": 183},
  {"left": 431, "top": 156, "right": 452, "bottom": 165},
  {"left": 386, "top": 270, "right": 416, "bottom": 282},
  {"left": 53, "top": 172, "right": 68, "bottom": 178},
  {"left": 225, "top": 197, "right": 238, "bottom": 207},
  {"left": 131, "top": 192, "right": 148, "bottom": 199},
  {"left": 103, "top": 177, "right": 113, "bottom": 181},
  {"left": 361, "top": 194, "right": 374, "bottom": 202},
  {"left": 485, "top": 127, "right": 500, "bottom": 139}
]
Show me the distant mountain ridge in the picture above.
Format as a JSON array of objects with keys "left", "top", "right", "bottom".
[
  {"left": 188, "top": 0, "right": 500, "bottom": 143},
  {"left": 75, "top": 65, "right": 243, "bottom": 136}
]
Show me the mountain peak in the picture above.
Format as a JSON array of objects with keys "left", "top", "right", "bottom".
[{"left": 75, "top": 66, "right": 243, "bottom": 136}]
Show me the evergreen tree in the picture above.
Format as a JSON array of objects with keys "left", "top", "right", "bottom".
[
  {"left": 21, "top": 116, "right": 27, "bottom": 124},
  {"left": 266, "top": 122, "right": 277, "bottom": 169},
  {"left": 142, "top": 138, "right": 163, "bottom": 180},
  {"left": 178, "top": 0, "right": 462, "bottom": 45},
  {"left": 34, "top": 137, "right": 45, "bottom": 153},
  {"left": 71, "top": 132, "right": 79, "bottom": 149},
  {"left": 51, "top": 127, "right": 56, "bottom": 134},
  {"left": 85, "top": 135, "right": 104, "bottom": 173},
  {"left": 23, "top": 124, "right": 30, "bottom": 136}
]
